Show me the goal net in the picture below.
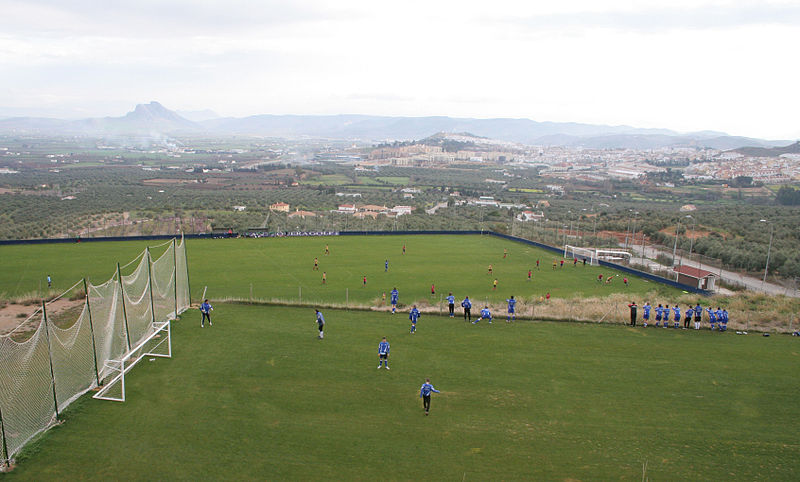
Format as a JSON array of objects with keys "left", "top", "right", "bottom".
[
  {"left": 0, "top": 235, "right": 190, "bottom": 465},
  {"left": 564, "top": 245, "right": 597, "bottom": 265}
]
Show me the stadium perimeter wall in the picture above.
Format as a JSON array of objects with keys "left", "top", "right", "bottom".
[{"left": 0, "top": 234, "right": 215, "bottom": 246}]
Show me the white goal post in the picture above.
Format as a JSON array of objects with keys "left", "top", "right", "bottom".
[
  {"left": 93, "top": 321, "right": 172, "bottom": 402},
  {"left": 564, "top": 245, "right": 634, "bottom": 265},
  {"left": 564, "top": 245, "right": 597, "bottom": 265}
]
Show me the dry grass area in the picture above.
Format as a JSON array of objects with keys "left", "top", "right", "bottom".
[{"left": 220, "top": 290, "right": 800, "bottom": 333}]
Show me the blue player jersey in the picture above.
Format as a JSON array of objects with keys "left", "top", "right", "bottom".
[
  {"left": 507, "top": 298, "right": 516, "bottom": 313},
  {"left": 706, "top": 308, "right": 716, "bottom": 322},
  {"left": 672, "top": 306, "right": 680, "bottom": 320},
  {"left": 480, "top": 308, "right": 491, "bottom": 319},
  {"left": 462, "top": 298, "right": 472, "bottom": 309},
  {"left": 409, "top": 308, "right": 420, "bottom": 322},
  {"left": 446, "top": 295, "right": 455, "bottom": 304},
  {"left": 316, "top": 312, "right": 325, "bottom": 324},
  {"left": 643, "top": 304, "right": 651, "bottom": 317},
  {"left": 390, "top": 289, "right": 399, "bottom": 303},
  {"left": 419, "top": 383, "right": 440, "bottom": 397},
  {"left": 685, "top": 308, "right": 694, "bottom": 318},
  {"left": 655, "top": 306, "right": 663, "bottom": 319},
  {"left": 378, "top": 341, "right": 390, "bottom": 355}
]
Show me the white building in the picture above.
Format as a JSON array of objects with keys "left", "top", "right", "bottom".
[{"left": 391, "top": 205, "right": 414, "bottom": 216}]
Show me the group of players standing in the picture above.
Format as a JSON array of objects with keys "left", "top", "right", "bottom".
[
  {"left": 385, "top": 288, "right": 517, "bottom": 333},
  {"left": 628, "top": 301, "right": 730, "bottom": 331}
]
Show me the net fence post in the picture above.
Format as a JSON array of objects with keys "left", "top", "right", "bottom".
[
  {"left": 183, "top": 235, "right": 192, "bottom": 306},
  {"left": 41, "top": 301, "right": 60, "bottom": 420},
  {"left": 172, "top": 238, "right": 178, "bottom": 318},
  {"left": 117, "top": 263, "right": 132, "bottom": 350},
  {"left": 83, "top": 278, "right": 101, "bottom": 387},
  {"left": 146, "top": 247, "right": 156, "bottom": 324},
  {"left": 0, "top": 406, "right": 9, "bottom": 468}
]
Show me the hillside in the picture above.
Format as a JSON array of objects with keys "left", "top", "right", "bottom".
[
  {"left": 733, "top": 141, "right": 800, "bottom": 157},
  {"left": 0, "top": 102, "right": 790, "bottom": 150}
]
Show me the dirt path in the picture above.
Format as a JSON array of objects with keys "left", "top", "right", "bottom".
[{"left": 0, "top": 297, "right": 84, "bottom": 337}]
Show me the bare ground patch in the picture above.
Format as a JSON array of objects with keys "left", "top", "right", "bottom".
[{"left": 0, "top": 297, "right": 84, "bottom": 338}]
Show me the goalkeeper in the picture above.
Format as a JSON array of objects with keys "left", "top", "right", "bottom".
[{"left": 200, "top": 299, "right": 213, "bottom": 327}]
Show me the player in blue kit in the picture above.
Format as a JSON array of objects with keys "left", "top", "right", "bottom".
[
  {"left": 654, "top": 304, "right": 663, "bottom": 327},
  {"left": 693, "top": 304, "right": 701, "bottom": 330},
  {"left": 409, "top": 305, "right": 420, "bottom": 333},
  {"left": 419, "top": 378, "right": 440, "bottom": 415},
  {"left": 672, "top": 305, "right": 681, "bottom": 328},
  {"left": 473, "top": 306, "right": 492, "bottom": 324},
  {"left": 684, "top": 306, "right": 693, "bottom": 329},
  {"left": 706, "top": 306, "right": 716, "bottom": 330},
  {"left": 721, "top": 309, "right": 729, "bottom": 331},
  {"left": 446, "top": 293, "right": 455, "bottom": 317},
  {"left": 385, "top": 259, "right": 389, "bottom": 272},
  {"left": 378, "top": 337, "right": 390, "bottom": 369},
  {"left": 390, "top": 287, "right": 399, "bottom": 314},
  {"left": 716, "top": 307, "right": 726, "bottom": 332},
  {"left": 461, "top": 296, "right": 472, "bottom": 322},
  {"left": 200, "top": 299, "right": 213, "bottom": 327},
  {"left": 506, "top": 295, "right": 516, "bottom": 322},
  {"left": 642, "top": 302, "right": 651, "bottom": 327},
  {"left": 315, "top": 309, "right": 325, "bottom": 339}
]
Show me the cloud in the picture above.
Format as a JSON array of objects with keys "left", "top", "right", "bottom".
[
  {"left": 497, "top": 3, "right": 800, "bottom": 33},
  {"left": 0, "top": 0, "right": 356, "bottom": 37}
]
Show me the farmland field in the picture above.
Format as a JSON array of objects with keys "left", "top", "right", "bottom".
[{"left": 5, "top": 303, "right": 799, "bottom": 480}]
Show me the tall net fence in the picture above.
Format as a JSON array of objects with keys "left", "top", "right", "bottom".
[{"left": 0, "top": 236, "right": 189, "bottom": 465}]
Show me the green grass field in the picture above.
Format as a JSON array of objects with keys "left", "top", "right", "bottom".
[
  {"left": 4, "top": 235, "right": 797, "bottom": 478},
  {"left": 0, "top": 235, "right": 679, "bottom": 308},
  {"left": 6, "top": 304, "right": 799, "bottom": 479}
]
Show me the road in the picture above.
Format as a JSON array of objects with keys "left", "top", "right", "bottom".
[{"left": 626, "top": 243, "right": 799, "bottom": 298}]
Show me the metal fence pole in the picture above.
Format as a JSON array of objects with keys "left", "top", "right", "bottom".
[
  {"left": 146, "top": 247, "right": 156, "bottom": 324},
  {"left": 117, "top": 263, "right": 132, "bottom": 350},
  {"left": 172, "top": 238, "right": 178, "bottom": 318},
  {"left": 83, "top": 278, "right": 101, "bottom": 387},
  {"left": 183, "top": 235, "right": 192, "bottom": 306},
  {"left": 0, "top": 406, "right": 10, "bottom": 467},
  {"left": 41, "top": 301, "right": 60, "bottom": 420}
]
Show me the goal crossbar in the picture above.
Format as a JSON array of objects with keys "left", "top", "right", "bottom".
[{"left": 93, "top": 321, "right": 172, "bottom": 402}]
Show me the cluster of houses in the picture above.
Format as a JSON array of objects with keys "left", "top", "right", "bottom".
[
  {"left": 335, "top": 204, "right": 414, "bottom": 218},
  {"left": 240, "top": 194, "right": 553, "bottom": 222},
  {"left": 251, "top": 201, "right": 414, "bottom": 219}
]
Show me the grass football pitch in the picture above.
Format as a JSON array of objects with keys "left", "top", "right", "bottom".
[
  {"left": 3, "top": 234, "right": 797, "bottom": 478},
  {"left": 6, "top": 303, "right": 799, "bottom": 480},
  {"left": 1, "top": 234, "right": 681, "bottom": 306}
]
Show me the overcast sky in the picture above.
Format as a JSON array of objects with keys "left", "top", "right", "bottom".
[{"left": 1, "top": 0, "right": 798, "bottom": 139}]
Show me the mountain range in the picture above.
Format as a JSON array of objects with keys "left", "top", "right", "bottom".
[{"left": 0, "top": 101, "right": 791, "bottom": 150}]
